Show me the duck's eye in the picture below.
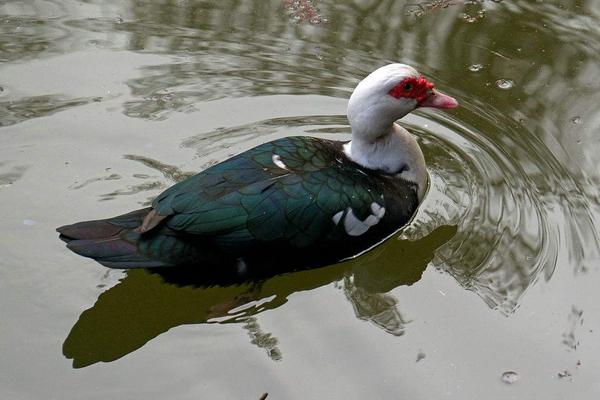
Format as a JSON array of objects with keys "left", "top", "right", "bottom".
[{"left": 404, "top": 83, "right": 413, "bottom": 91}]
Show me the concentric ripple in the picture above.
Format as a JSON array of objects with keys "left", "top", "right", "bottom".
[{"left": 402, "top": 102, "right": 600, "bottom": 314}]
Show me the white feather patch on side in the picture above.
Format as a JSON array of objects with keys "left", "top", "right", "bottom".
[
  {"left": 339, "top": 202, "right": 386, "bottom": 236},
  {"left": 332, "top": 210, "right": 344, "bottom": 225},
  {"left": 344, "top": 209, "right": 370, "bottom": 236},
  {"left": 370, "top": 202, "right": 386, "bottom": 219},
  {"left": 272, "top": 154, "right": 288, "bottom": 170}
]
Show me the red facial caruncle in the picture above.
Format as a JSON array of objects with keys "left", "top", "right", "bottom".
[{"left": 388, "top": 76, "right": 435, "bottom": 103}]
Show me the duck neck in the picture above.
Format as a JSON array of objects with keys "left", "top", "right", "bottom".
[{"left": 344, "top": 121, "right": 428, "bottom": 201}]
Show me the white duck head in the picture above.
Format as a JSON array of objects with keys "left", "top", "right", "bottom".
[
  {"left": 344, "top": 63, "right": 458, "bottom": 201},
  {"left": 347, "top": 64, "right": 457, "bottom": 141}
]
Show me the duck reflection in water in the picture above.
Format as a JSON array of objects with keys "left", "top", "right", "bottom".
[{"left": 62, "top": 225, "right": 456, "bottom": 368}]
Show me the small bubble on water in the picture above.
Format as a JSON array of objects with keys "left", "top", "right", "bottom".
[
  {"left": 571, "top": 116, "right": 582, "bottom": 124},
  {"left": 496, "top": 79, "right": 514, "bottom": 90},
  {"left": 501, "top": 371, "right": 520, "bottom": 384},
  {"left": 469, "top": 63, "right": 483, "bottom": 72}
]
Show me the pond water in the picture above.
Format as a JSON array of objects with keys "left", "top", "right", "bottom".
[{"left": 2, "top": 0, "right": 600, "bottom": 399}]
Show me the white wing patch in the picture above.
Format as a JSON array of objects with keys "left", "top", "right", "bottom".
[
  {"left": 333, "top": 202, "right": 386, "bottom": 236},
  {"left": 370, "top": 202, "right": 385, "bottom": 218},
  {"left": 272, "top": 154, "right": 288, "bottom": 170},
  {"left": 332, "top": 210, "right": 344, "bottom": 225}
]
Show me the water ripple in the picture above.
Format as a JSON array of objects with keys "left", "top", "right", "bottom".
[
  {"left": 0, "top": 94, "right": 100, "bottom": 127},
  {"left": 401, "top": 102, "right": 599, "bottom": 314}
]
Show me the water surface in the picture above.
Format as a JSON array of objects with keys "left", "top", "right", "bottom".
[{"left": 1, "top": 1, "right": 600, "bottom": 399}]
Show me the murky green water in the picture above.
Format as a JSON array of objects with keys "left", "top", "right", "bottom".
[{"left": 2, "top": 0, "right": 600, "bottom": 398}]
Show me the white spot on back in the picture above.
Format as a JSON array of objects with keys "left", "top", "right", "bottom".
[{"left": 272, "top": 154, "right": 288, "bottom": 170}]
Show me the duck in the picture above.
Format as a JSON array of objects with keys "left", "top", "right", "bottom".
[{"left": 57, "top": 64, "right": 458, "bottom": 277}]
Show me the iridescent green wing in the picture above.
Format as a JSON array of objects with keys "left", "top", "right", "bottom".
[{"left": 153, "top": 137, "right": 399, "bottom": 248}]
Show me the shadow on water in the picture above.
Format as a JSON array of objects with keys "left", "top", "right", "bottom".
[{"left": 62, "top": 225, "right": 456, "bottom": 368}]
